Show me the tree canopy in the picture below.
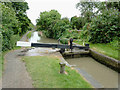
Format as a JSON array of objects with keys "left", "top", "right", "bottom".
[
  {"left": 36, "top": 10, "right": 71, "bottom": 39},
  {"left": 76, "top": 1, "right": 120, "bottom": 43},
  {"left": 0, "top": 1, "right": 32, "bottom": 51}
]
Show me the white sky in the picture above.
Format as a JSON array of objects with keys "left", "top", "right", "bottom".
[{"left": 25, "top": 0, "right": 80, "bottom": 25}]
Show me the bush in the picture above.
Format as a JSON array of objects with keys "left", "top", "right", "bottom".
[
  {"left": 81, "top": 8, "right": 120, "bottom": 43},
  {"left": 2, "top": 28, "right": 20, "bottom": 51},
  {"left": 60, "top": 38, "right": 68, "bottom": 44},
  {"left": 27, "top": 32, "right": 32, "bottom": 39},
  {"left": 10, "top": 34, "right": 20, "bottom": 49},
  {"left": 0, "top": 31, "right": 2, "bottom": 52}
]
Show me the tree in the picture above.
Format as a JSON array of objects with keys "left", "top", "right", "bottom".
[
  {"left": 61, "top": 17, "right": 70, "bottom": 25},
  {"left": 36, "top": 10, "right": 61, "bottom": 31},
  {"left": 36, "top": 10, "right": 61, "bottom": 38},
  {"left": 16, "top": 12, "right": 31, "bottom": 35},
  {"left": 82, "top": 8, "right": 120, "bottom": 43},
  {"left": 11, "top": 2, "right": 31, "bottom": 35},
  {"left": 70, "top": 16, "right": 84, "bottom": 30},
  {"left": 76, "top": 1, "right": 96, "bottom": 23},
  {"left": 52, "top": 19, "right": 70, "bottom": 39},
  {"left": 36, "top": 10, "right": 71, "bottom": 39},
  {"left": 1, "top": 1, "right": 32, "bottom": 51}
]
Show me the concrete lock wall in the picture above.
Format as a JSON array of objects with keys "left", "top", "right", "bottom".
[{"left": 89, "top": 49, "right": 120, "bottom": 72}]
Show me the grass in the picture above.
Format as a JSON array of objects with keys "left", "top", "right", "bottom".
[
  {"left": 74, "top": 40, "right": 119, "bottom": 60},
  {"left": 0, "top": 51, "right": 7, "bottom": 78},
  {"left": 0, "top": 53, "right": 2, "bottom": 78},
  {"left": 22, "top": 56, "right": 92, "bottom": 88},
  {"left": 27, "top": 31, "right": 32, "bottom": 39}
]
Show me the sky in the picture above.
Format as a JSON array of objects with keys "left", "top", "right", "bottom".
[{"left": 25, "top": 0, "right": 80, "bottom": 25}]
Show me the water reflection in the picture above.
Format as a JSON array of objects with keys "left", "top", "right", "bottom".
[
  {"left": 38, "top": 36, "right": 58, "bottom": 44},
  {"left": 26, "top": 31, "right": 58, "bottom": 56},
  {"left": 29, "top": 32, "right": 40, "bottom": 43}
]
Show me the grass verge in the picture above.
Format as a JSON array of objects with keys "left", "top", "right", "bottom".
[
  {"left": 74, "top": 40, "right": 119, "bottom": 60},
  {"left": 0, "top": 53, "right": 2, "bottom": 78},
  {"left": 22, "top": 56, "right": 92, "bottom": 88},
  {"left": 0, "top": 51, "right": 8, "bottom": 78}
]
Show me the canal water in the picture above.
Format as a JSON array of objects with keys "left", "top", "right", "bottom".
[
  {"left": 28, "top": 31, "right": 119, "bottom": 88},
  {"left": 65, "top": 57, "right": 118, "bottom": 88}
]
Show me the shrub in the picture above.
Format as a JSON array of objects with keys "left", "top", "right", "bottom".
[
  {"left": 60, "top": 38, "right": 68, "bottom": 44},
  {"left": 2, "top": 28, "right": 20, "bottom": 51},
  {"left": 10, "top": 34, "right": 20, "bottom": 49},
  {"left": 27, "top": 32, "right": 32, "bottom": 39},
  {"left": 81, "top": 8, "right": 120, "bottom": 43}
]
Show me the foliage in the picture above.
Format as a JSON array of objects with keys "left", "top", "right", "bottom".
[
  {"left": 74, "top": 40, "right": 119, "bottom": 60},
  {"left": 95, "top": 1, "right": 120, "bottom": 13},
  {"left": 77, "top": 1, "right": 120, "bottom": 43},
  {"left": 3, "top": 2, "right": 31, "bottom": 35},
  {"left": 36, "top": 10, "right": 61, "bottom": 31},
  {"left": 76, "top": 1, "right": 96, "bottom": 23},
  {"left": 1, "top": 1, "right": 32, "bottom": 51},
  {"left": 89, "top": 8, "right": 119, "bottom": 43},
  {"left": 60, "top": 29, "right": 81, "bottom": 44},
  {"left": 80, "top": 23, "right": 90, "bottom": 42},
  {"left": 60, "top": 38, "right": 68, "bottom": 44},
  {"left": 16, "top": 12, "right": 31, "bottom": 35},
  {"left": 52, "top": 19, "right": 70, "bottom": 39},
  {"left": 61, "top": 17, "right": 70, "bottom": 25},
  {"left": 11, "top": 2, "right": 29, "bottom": 13},
  {"left": 70, "top": 16, "right": 85, "bottom": 30},
  {"left": 2, "top": 28, "right": 20, "bottom": 51},
  {"left": 1, "top": 3, "right": 21, "bottom": 35},
  {"left": 36, "top": 10, "right": 71, "bottom": 39},
  {"left": 27, "top": 32, "right": 32, "bottom": 39},
  {"left": 0, "top": 31, "right": 2, "bottom": 78},
  {"left": 23, "top": 56, "right": 92, "bottom": 88}
]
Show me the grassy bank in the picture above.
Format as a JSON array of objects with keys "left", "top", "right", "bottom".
[
  {"left": 0, "top": 51, "right": 8, "bottom": 78},
  {"left": 0, "top": 53, "right": 2, "bottom": 78},
  {"left": 74, "top": 40, "right": 119, "bottom": 60},
  {"left": 22, "top": 56, "right": 92, "bottom": 88},
  {"left": 27, "top": 31, "right": 32, "bottom": 39}
]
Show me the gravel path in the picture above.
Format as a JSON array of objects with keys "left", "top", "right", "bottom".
[{"left": 2, "top": 32, "right": 33, "bottom": 88}]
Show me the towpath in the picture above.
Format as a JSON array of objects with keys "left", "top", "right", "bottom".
[{"left": 2, "top": 32, "right": 33, "bottom": 88}]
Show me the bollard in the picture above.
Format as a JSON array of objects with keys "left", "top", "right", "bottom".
[{"left": 59, "top": 62, "right": 66, "bottom": 74}]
